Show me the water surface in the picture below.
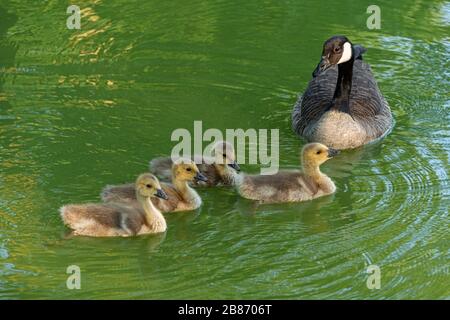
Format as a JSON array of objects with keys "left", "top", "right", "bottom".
[{"left": 0, "top": 0, "right": 449, "bottom": 299}]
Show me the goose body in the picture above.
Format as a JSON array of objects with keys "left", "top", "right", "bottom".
[
  {"left": 60, "top": 173, "right": 168, "bottom": 237},
  {"left": 101, "top": 158, "right": 207, "bottom": 213},
  {"left": 236, "top": 143, "right": 338, "bottom": 203},
  {"left": 150, "top": 141, "right": 240, "bottom": 187},
  {"left": 292, "top": 36, "right": 393, "bottom": 149}
]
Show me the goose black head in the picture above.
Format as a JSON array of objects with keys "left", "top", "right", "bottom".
[{"left": 313, "top": 36, "right": 353, "bottom": 76}]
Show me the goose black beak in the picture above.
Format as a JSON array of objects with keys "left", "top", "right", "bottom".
[
  {"left": 194, "top": 172, "right": 208, "bottom": 182},
  {"left": 313, "top": 56, "right": 332, "bottom": 77},
  {"left": 155, "top": 188, "right": 168, "bottom": 200},
  {"left": 228, "top": 161, "right": 241, "bottom": 172},
  {"left": 327, "top": 148, "right": 340, "bottom": 158}
]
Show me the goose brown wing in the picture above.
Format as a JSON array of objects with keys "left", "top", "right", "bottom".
[
  {"left": 292, "top": 67, "right": 337, "bottom": 135},
  {"left": 243, "top": 171, "right": 306, "bottom": 192},
  {"left": 349, "top": 60, "right": 387, "bottom": 119},
  {"left": 101, "top": 183, "right": 136, "bottom": 202},
  {"left": 61, "top": 203, "right": 122, "bottom": 229}
]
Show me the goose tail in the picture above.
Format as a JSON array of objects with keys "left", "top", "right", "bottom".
[{"left": 59, "top": 205, "right": 80, "bottom": 229}]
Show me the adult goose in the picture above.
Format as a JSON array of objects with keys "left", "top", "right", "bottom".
[{"left": 292, "top": 36, "right": 393, "bottom": 149}]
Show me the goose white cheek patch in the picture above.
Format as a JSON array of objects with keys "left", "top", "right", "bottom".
[{"left": 337, "top": 42, "right": 352, "bottom": 64}]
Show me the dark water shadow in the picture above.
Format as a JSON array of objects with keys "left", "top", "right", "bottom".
[{"left": 0, "top": 6, "right": 17, "bottom": 116}]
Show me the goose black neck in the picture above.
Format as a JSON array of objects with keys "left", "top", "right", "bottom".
[{"left": 331, "top": 57, "right": 354, "bottom": 114}]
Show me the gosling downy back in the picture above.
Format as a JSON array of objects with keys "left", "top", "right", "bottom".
[
  {"left": 236, "top": 143, "right": 338, "bottom": 203},
  {"left": 292, "top": 36, "right": 393, "bottom": 149}
]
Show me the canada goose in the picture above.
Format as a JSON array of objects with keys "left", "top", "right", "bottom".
[
  {"left": 236, "top": 143, "right": 338, "bottom": 203},
  {"left": 101, "top": 158, "right": 207, "bottom": 212},
  {"left": 60, "top": 173, "right": 169, "bottom": 237},
  {"left": 292, "top": 35, "right": 393, "bottom": 149},
  {"left": 150, "top": 140, "right": 240, "bottom": 186}
]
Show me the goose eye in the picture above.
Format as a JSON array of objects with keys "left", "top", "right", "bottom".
[
  {"left": 316, "top": 151, "right": 322, "bottom": 155},
  {"left": 334, "top": 47, "right": 340, "bottom": 53},
  {"left": 146, "top": 184, "right": 152, "bottom": 188},
  {"left": 186, "top": 167, "right": 192, "bottom": 172}
]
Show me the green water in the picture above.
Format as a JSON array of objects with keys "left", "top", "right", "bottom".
[{"left": 0, "top": 0, "right": 449, "bottom": 299}]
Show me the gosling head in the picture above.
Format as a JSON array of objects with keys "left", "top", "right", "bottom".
[
  {"left": 135, "top": 173, "right": 168, "bottom": 200},
  {"left": 313, "top": 35, "right": 353, "bottom": 76},
  {"left": 213, "top": 141, "right": 240, "bottom": 171},
  {"left": 172, "top": 158, "right": 208, "bottom": 183},
  {"left": 301, "top": 143, "right": 340, "bottom": 167}
]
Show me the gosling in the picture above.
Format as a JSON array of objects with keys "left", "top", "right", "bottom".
[
  {"left": 236, "top": 143, "right": 339, "bottom": 203},
  {"left": 101, "top": 158, "right": 207, "bottom": 213},
  {"left": 60, "top": 173, "right": 169, "bottom": 237},
  {"left": 150, "top": 140, "right": 240, "bottom": 186}
]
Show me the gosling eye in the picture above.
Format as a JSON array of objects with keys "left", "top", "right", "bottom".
[
  {"left": 186, "top": 167, "right": 192, "bottom": 172},
  {"left": 146, "top": 184, "right": 152, "bottom": 188},
  {"left": 316, "top": 150, "right": 322, "bottom": 155}
]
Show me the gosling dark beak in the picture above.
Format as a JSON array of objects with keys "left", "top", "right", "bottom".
[
  {"left": 312, "top": 56, "right": 332, "bottom": 77},
  {"left": 327, "top": 148, "right": 340, "bottom": 158},
  {"left": 155, "top": 188, "right": 168, "bottom": 200},
  {"left": 227, "top": 161, "right": 241, "bottom": 172},
  {"left": 194, "top": 172, "right": 208, "bottom": 182}
]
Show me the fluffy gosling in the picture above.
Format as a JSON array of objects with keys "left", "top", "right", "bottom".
[
  {"left": 236, "top": 143, "right": 338, "bottom": 203},
  {"left": 60, "top": 173, "right": 168, "bottom": 237}
]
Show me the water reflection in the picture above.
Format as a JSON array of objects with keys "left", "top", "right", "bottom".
[{"left": 0, "top": 0, "right": 448, "bottom": 299}]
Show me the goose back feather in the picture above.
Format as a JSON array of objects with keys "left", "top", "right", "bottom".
[{"left": 292, "top": 54, "right": 392, "bottom": 149}]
